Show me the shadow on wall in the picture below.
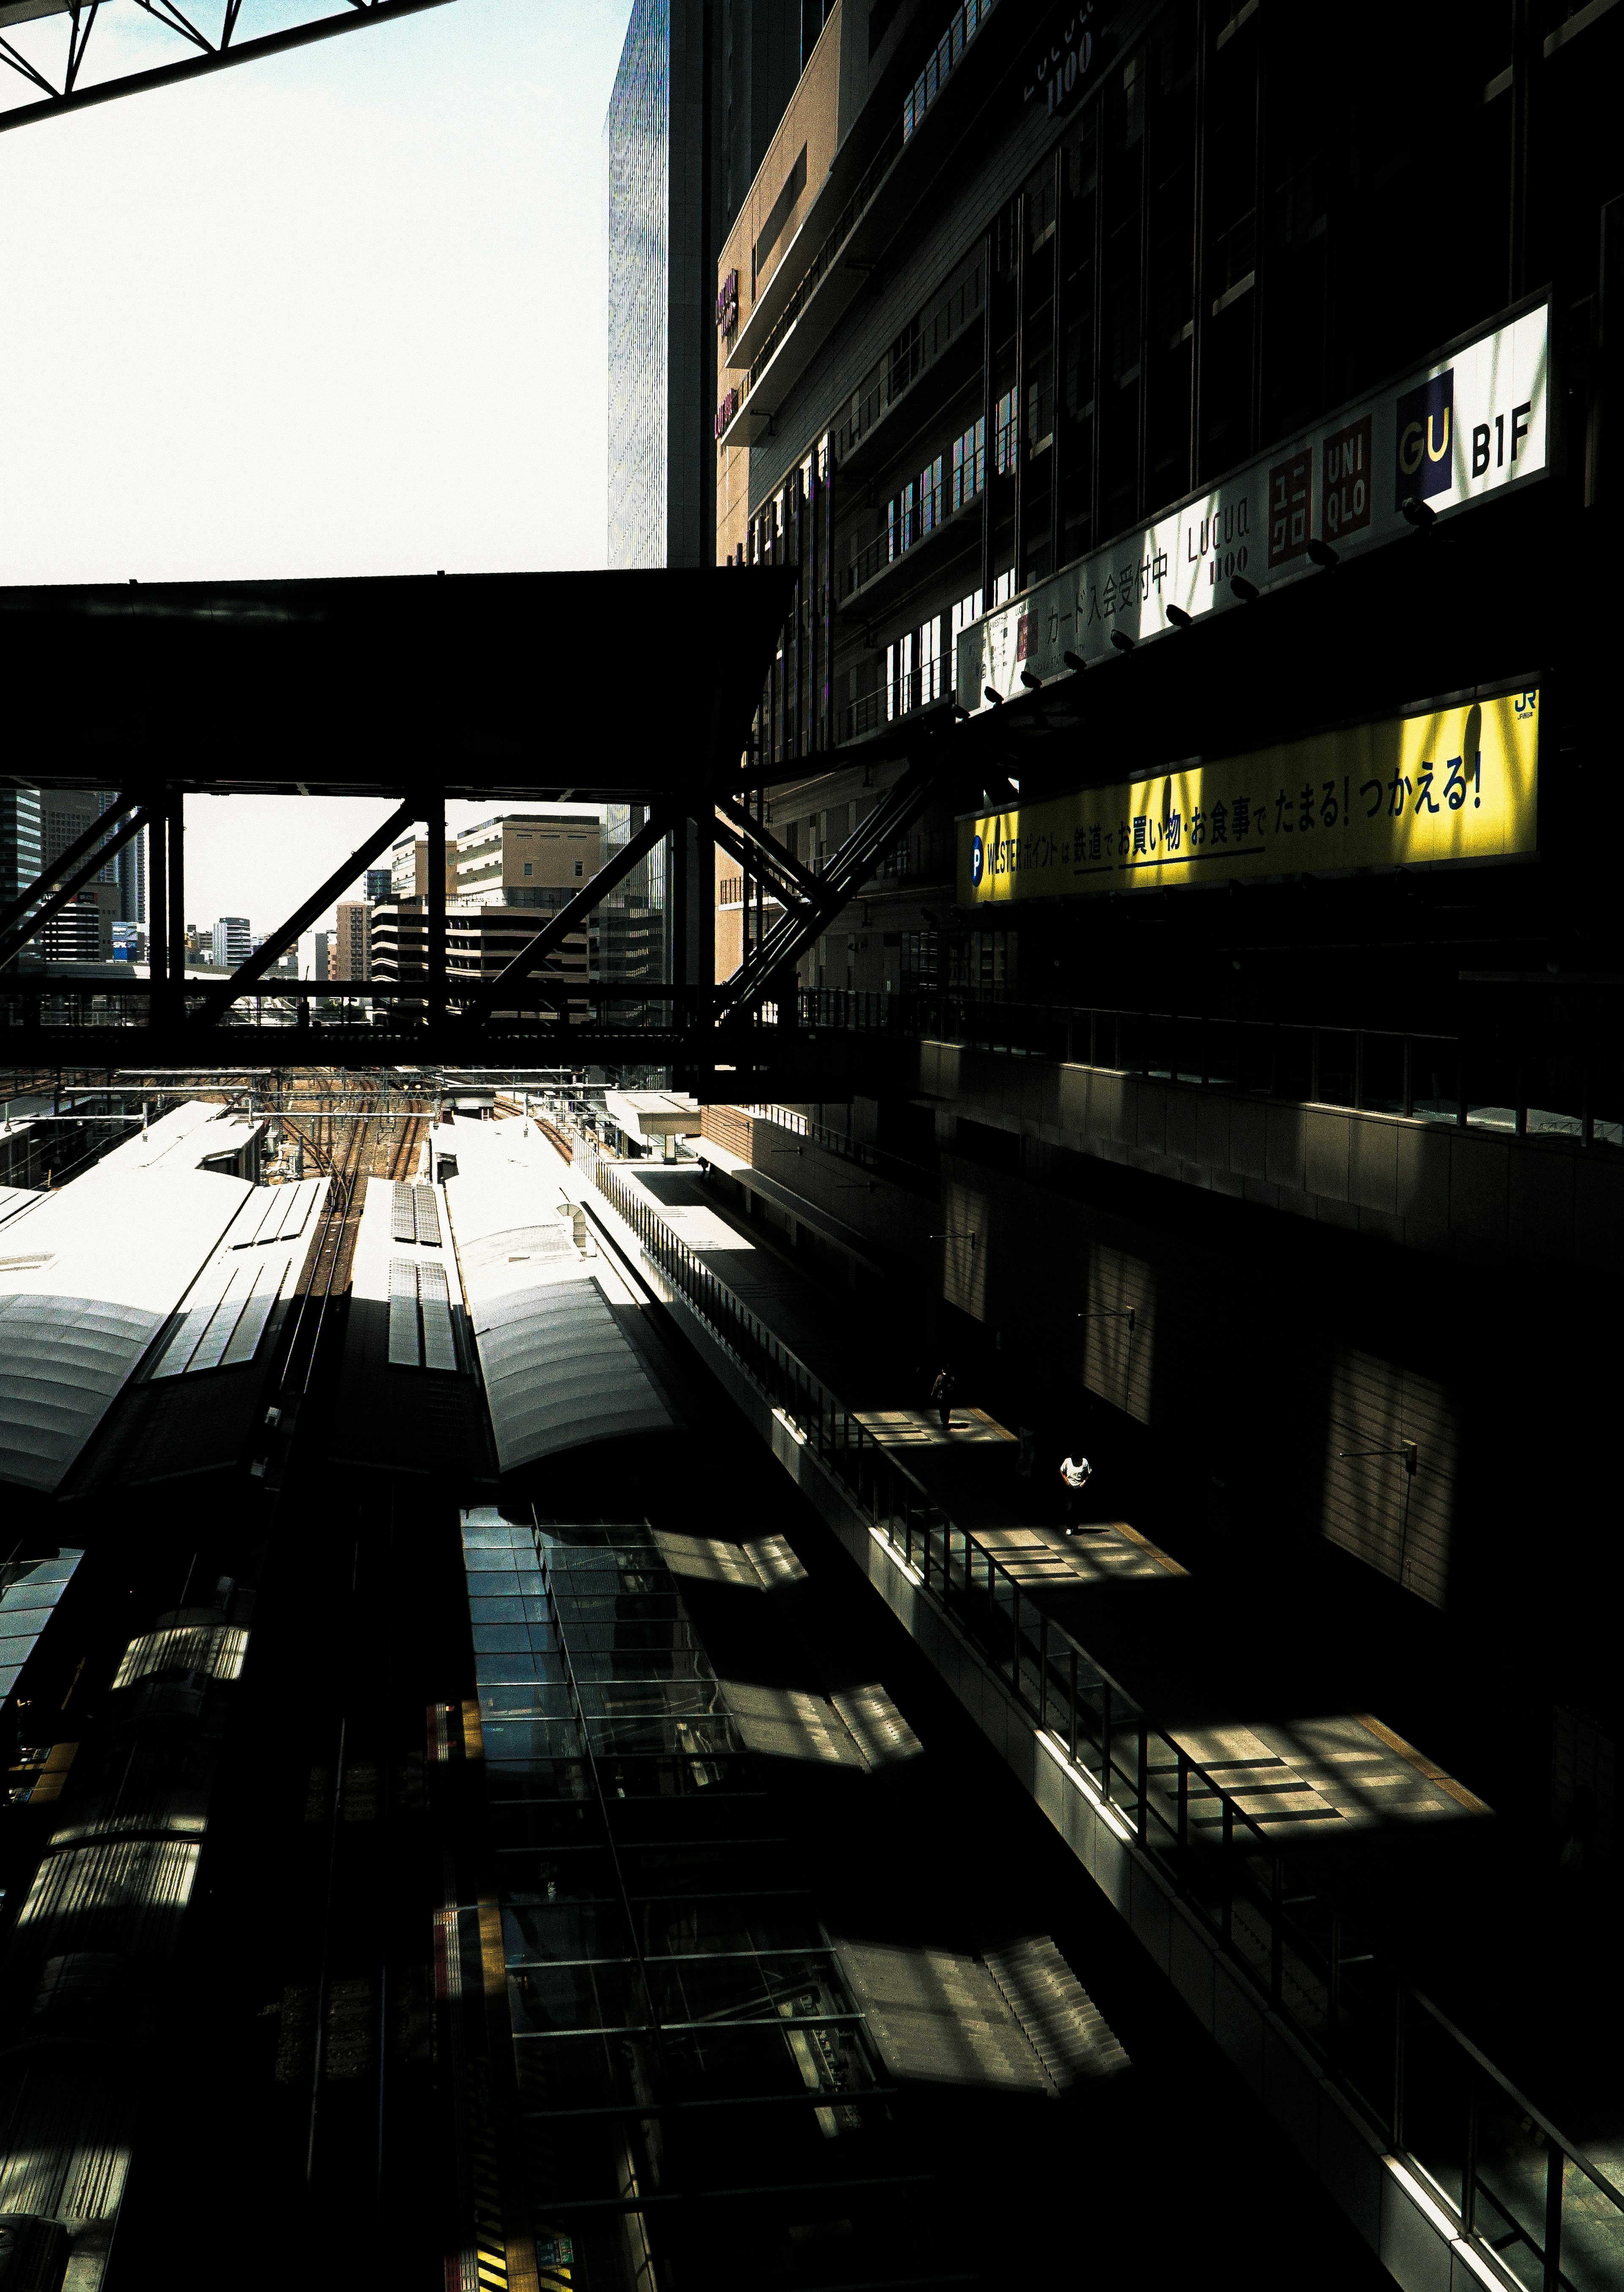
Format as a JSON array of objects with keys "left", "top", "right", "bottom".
[
  {"left": 1079, "top": 1243, "right": 1154, "bottom": 1428},
  {"left": 937, "top": 1159, "right": 1156, "bottom": 1427},
  {"left": 1321, "top": 1347, "right": 1460, "bottom": 1609}
]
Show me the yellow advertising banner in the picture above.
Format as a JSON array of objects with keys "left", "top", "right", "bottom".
[{"left": 957, "top": 689, "right": 1539, "bottom": 906}]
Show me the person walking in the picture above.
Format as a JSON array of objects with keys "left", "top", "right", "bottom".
[
  {"left": 1059, "top": 1450, "right": 1093, "bottom": 1533},
  {"left": 930, "top": 1365, "right": 956, "bottom": 1433}
]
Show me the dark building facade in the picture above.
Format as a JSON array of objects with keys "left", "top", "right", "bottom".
[{"left": 707, "top": 0, "right": 1624, "bottom": 1930}]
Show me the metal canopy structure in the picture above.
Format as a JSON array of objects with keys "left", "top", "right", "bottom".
[
  {"left": 0, "top": 562, "right": 927, "bottom": 1092},
  {"left": 0, "top": 0, "right": 461, "bottom": 135}
]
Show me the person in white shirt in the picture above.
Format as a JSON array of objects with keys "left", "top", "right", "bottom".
[{"left": 1059, "top": 1452, "right": 1093, "bottom": 1534}]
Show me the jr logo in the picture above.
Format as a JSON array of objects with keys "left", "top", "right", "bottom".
[
  {"left": 1395, "top": 371, "right": 1454, "bottom": 509},
  {"left": 970, "top": 834, "right": 985, "bottom": 887}
]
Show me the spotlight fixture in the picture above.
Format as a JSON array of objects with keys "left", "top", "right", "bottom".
[
  {"left": 984, "top": 686, "right": 1004, "bottom": 706},
  {"left": 1306, "top": 537, "right": 1339, "bottom": 569},
  {"left": 1062, "top": 650, "right": 1087, "bottom": 673},
  {"left": 1231, "top": 574, "right": 1260, "bottom": 602},
  {"left": 1166, "top": 604, "right": 1192, "bottom": 628},
  {"left": 1020, "top": 668, "right": 1043, "bottom": 691},
  {"left": 1400, "top": 496, "right": 1437, "bottom": 529},
  {"left": 1109, "top": 629, "right": 1136, "bottom": 653},
  {"left": 952, "top": 703, "right": 971, "bottom": 720}
]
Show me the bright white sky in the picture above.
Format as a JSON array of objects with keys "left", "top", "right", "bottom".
[{"left": 0, "top": 0, "right": 634, "bottom": 940}]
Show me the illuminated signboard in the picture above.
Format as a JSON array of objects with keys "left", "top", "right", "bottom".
[
  {"left": 716, "top": 268, "right": 738, "bottom": 336},
  {"left": 957, "top": 689, "right": 1539, "bottom": 906},
  {"left": 956, "top": 299, "right": 1550, "bottom": 710}
]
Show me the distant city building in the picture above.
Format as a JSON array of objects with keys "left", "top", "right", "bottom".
[
  {"left": 211, "top": 917, "right": 252, "bottom": 969},
  {"left": 390, "top": 832, "right": 461, "bottom": 899},
  {"left": 0, "top": 791, "right": 41, "bottom": 952},
  {"left": 332, "top": 900, "right": 370, "bottom": 982},
  {"left": 116, "top": 821, "right": 146, "bottom": 925},
  {"left": 36, "top": 790, "right": 118, "bottom": 961},
  {"left": 454, "top": 812, "right": 601, "bottom": 906},
  {"left": 364, "top": 867, "right": 391, "bottom": 904}
]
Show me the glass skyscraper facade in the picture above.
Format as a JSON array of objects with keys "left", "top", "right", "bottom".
[
  {"left": 604, "top": 0, "right": 805, "bottom": 572},
  {"left": 0, "top": 788, "right": 41, "bottom": 918},
  {"left": 604, "top": 0, "right": 676, "bottom": 570}
]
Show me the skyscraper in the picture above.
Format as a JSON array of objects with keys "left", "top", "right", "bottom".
[
  {"left": 116, "top": 818, "right": 146, "bottom": 925},
  {"left": 0, "top": 788, "right": 41, "bottom": 919},
  {"left": 604, "top": 0, "right": 805, "bottom": 570}
]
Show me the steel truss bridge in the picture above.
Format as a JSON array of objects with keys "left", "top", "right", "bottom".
[
  {"left": 0, "top": 567, "right": 972, "bottom": 1098},
  {"left": 0, "top": 0, "right": 461, "bottom": 132}
]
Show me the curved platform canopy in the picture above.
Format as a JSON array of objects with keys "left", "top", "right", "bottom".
[
  {"left": 0, "top": 566, "right": 793, "bottom": 802},
  {"left": 438, "top": 1120, "right": 680, "bottom": 1474}
]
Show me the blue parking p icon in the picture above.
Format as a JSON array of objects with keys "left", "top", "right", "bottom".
[{"left": 1395, "top": 371, "right": 1454, "bottom": 508}]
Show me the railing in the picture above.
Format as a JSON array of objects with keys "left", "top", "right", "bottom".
[
  {"left": 797, "top": 989, "right": 1624, "bottom": 1148},
  {"left": 842, "top": 656, "right": 950, "bottom": 742},
  {"left": 745, "top": 128, "right": 902, "bottom": 397},
  {"left": 582, "top": 1138, "right": 1624, "bottom": 2292},
  {"left": 902, "top": 0, "right": 1001, "bottom": 144},
  {"left": 741, "top": 1101, "right": 937, "bottom": 1196},
  {"left": 834, "top": 257, "right": 984, "bottom": 465}
]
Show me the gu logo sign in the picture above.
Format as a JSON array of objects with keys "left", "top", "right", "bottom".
[{"left": 1395, "top": 371, "right": 1454, "bottom": 508}]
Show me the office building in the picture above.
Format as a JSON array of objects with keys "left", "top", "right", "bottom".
[
  {"left": 364, "top": 867, "right": 390, "bottom": 904},
  {"left": 31, "top": 789, "right": 119, "bottom": 962},
  {"left": 694, "top": 0, "right": 1623, "bottom": 1997},
  {"left": 332, "top": 900, "right": 370, "bottom": 983},
  {"left": 454, "top": 812, "right": 602, "bottom": 906},
  {"left": 389, "top": 832, "right": 461, "bottom": 899},
  {"left": 0, "top": 788, "right": 41, "bottom": 928},
  {"left": 604, "top": 0, "right": 806, "bottom": 569},
  {"left": 116, "top": 822, "right": 146, "bottom": 926},
  {"left": 211, "top": 917, "right": 252, "bottom": 970}
]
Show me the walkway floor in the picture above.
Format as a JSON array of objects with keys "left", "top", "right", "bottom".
[{"left": 600, "top": 1153, "right": 1624, "bottom": 2181}]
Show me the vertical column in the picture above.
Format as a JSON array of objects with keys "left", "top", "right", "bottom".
[
  {"left": 1248, "top": 3, "right": 1267, "bottom": 455},
  {"left": 165, "top": 786, "right": 186, "bottom": 1025},
  {"left": 1012, "top": 192, "right": 1027, "bottom": 586},
  {"left": 427, "top": 802, "right": 446, "bottom": 1027},
  {"left": 148, "top": 781, "right": 168, "bottom": 1031},
  {"left": 1049, "top": 143, "right": 1065, "bottom": 575},
  {"left": 1190, "top": 0, "right": 1208, "bottom": 483},
  {"left": 1509, "top": 0, "right": 1533, "bottom": 301},
  {"left": 979, "top": 227, "right": 995, "bottom": 605}
]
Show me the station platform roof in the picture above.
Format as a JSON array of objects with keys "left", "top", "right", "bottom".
[{"left": 0, "top": 1101, "right": 321, "bottom": 1496}]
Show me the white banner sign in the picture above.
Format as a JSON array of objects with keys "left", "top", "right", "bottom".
[{"left": 956, "top": 301, "right": 1550, "bottom": 711}]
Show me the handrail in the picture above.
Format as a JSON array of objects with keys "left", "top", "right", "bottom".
[
  {"left": 744, "top": 126, "right": 902, "bottom": 397},
  {"left": 798, "top": 988, "right": 1624, "bottom": 1148},
  {"left": 580, "top": 1137, "right": 1623, "bottom": 2280}
]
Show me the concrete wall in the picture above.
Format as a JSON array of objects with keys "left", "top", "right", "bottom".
[{"left": 878, "top": 1038, "right": 1624, "bottom": 1274}]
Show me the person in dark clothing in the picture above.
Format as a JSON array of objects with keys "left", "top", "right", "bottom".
[{"left": 930, "top": 1366, "right": 956, "bottom": 1432}]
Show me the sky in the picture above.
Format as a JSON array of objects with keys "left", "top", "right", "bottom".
[{"left": 0, "top": 0, "right": 635, "bottom": 939}]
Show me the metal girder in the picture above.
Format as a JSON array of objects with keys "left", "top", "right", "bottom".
[
  {"left": 0, "top": 1020, "right": 864, "bottom": 1097},
  {"left": 458, "top": 811, "right": 675, "bottom": 1028},
  {"left": 715, "top": 746, "right": 949, "bottom": 1024},
  {"left": 711, "top": 796, "right": 824, "bottom": 909},
  {"left": 189, "top": 796, "right": 416, "bottom": 1023},
  {"left": 0, "top": 797, "right": 149, "bottom": 971},
  {"left": 0, "top": 0, "right": 461, "bottom": 134},
  {"left": 0, "top": 787, "right": 138, "bottom": 947}
]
